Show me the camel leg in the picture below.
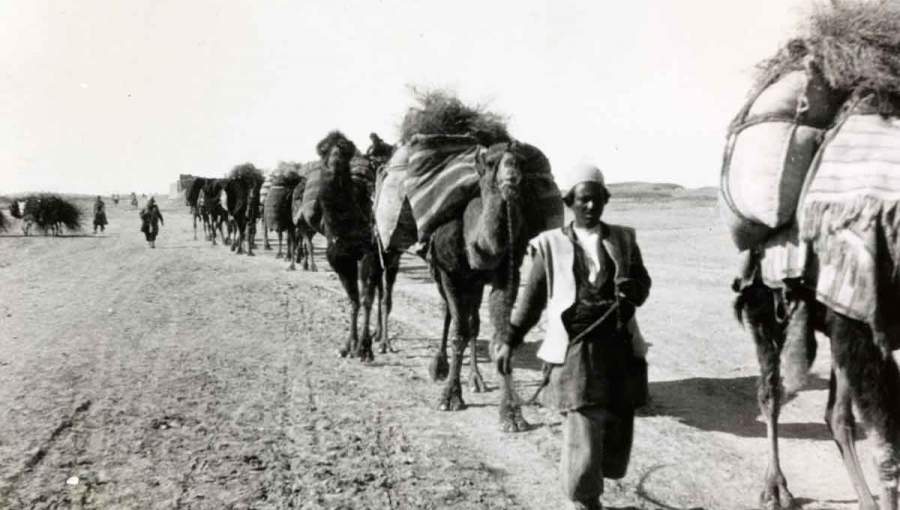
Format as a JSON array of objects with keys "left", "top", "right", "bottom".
[
  {"left": 824, "top": 367, "right": 879, "bottom": 510},
  {"left": 378, "top": 251, "right": 400, "bottom": 354},
  {"left": 234, "top": 222, "right": 244, "bottom": 254},
  {"left": 356, "top": 252, "right": 379, "bottom": 362},
  {"left": 264, "top": 221, "right": 272, "bottom": 250},
  {"left": 286, "top": 230, "right": 296, "bottom": 271},
  {"left": 828, "top": 313, "right": 900, "bottom": 510},
  {"left": 489, "top": 284, "right": 529, "bottom": 433},
  {"left": 429, "top": 301, "right": 451, "bottom": 381},
  {"left": 468, "top": 299, "right": 486, "bottom": 393},
  {"left": 436, "top": 270, "right": 472, "bottom": 411},
  {"left": 193, "top": 215, "right": 198, "bottom": 240},
  {"left": 276, "top": 231, "right": 284, "bottom": 259},
  {"left": 246, "top": 221, "right": 256, "bottom": 256},
  {"left": 333, "top": 250, "right": 360, "bottom": 358},
  {"left": 306, "top": 234, "right": 318, "bottom": 272},
  {"left": 753, "top": 328, "right": 794, "bottom": 510}
]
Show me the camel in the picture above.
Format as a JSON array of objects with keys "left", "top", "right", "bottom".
[
  {"left": 287, "top": 170, "right": 319, "bottom": 272},
  {"left": 185, "top": 177, "right": 210, "bottom": 241},
  {"left": 725, "top": 5, "right": 900, "bottom": 506},
  {"left": 225, "top": 163, "right": 264, "bottom": 256},
  {"left": 0, "top": 207, "right": 7, "bottom": 233},
  {"left": 262, "top": 163, "right": 304, "bottom": 261},
  {"left": 426, "top": 140, "right": 549, "bottom": 433},
  {"left": 373, "top": 92, "right": 561, "bottom": 431},
  {"left": 9, "top": 194, "right": 82, "bottom": 236},
  {"left": 734, "top": 251, "right": 900, "bottom": 510},
  {"left": 303, "top": 131, "right": 380, "bottom": 360},
  {"left": 201, "top": 179, "right": 228, "bottom": 246}
]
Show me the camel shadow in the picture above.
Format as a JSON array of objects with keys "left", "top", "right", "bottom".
[{"left": 641, "top": 375, "right": 833, "bottom": 440}]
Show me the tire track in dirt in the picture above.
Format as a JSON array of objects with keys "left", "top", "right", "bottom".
[{"left": 0, "top": 399, "right": 92, "bottom": 507}]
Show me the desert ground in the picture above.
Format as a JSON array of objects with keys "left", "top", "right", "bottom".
[{"left": 0, "top": 191, "right": 891, "bottom": 509}]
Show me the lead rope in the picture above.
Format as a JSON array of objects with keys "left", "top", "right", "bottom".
[{"left": 503, "top": 188, "right": 519, "bottom": 406}]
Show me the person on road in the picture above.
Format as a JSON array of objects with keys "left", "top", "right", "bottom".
[
  {"left": 93, "top": 195, "right": 108, "bottom": 234},
  {"left": 140, "top": 196, "right": 164, "bottom": 248},
  {"left": 494, "top": 164, "right": 651, "bottom": 510}
]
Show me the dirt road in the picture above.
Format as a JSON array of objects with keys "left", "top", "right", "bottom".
[{"left": 0, "top": 197, "right": 889, "bottom": 509}]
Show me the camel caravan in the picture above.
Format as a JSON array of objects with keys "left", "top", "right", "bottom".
[
  {"left": 5, "top": 1, "right": 900, "bottom": 507},
  {"left": 6, "top": 193, "right": 82, "bottom": 236},
  {"left": 721, "top": 3, "right": 900, "bottom": 509}
]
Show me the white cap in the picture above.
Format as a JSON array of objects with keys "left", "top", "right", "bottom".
[{"left": 561, "top": 163, "right": 605, "bottom": 195}]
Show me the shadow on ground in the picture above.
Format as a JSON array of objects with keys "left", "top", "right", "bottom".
[{"left": 640, "top": 375, "right": 832, "bottom": 440}]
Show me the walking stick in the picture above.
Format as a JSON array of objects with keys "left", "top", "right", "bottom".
[{"left": 525, "top": 301, "right": 620, "bottom": 405}]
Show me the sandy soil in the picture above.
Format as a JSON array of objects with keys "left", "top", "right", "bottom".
[{"left": 0, "top": 196, "right": 891, "bottom": 509}]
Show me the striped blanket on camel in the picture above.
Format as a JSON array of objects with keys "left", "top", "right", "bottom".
[{"left": 797, "top": 98, "right": 900, "bottom": 353}]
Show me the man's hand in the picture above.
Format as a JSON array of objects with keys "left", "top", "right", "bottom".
[
  {"left": 616, "top": 279, "right": 641, "bottom": 304},
  {"left": 494, "top": 343, "right": 513, "bottom": 375}
]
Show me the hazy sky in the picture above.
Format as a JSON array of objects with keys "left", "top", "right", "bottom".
[{"left": 2, "top": 0, "right": 820, "bottom": 194}]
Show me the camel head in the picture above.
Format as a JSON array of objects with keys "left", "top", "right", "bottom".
[
  {"left": 478, "top": 140, "right": 523, "bottom": 204},
  {"left": 9, "top": 200, "right": 22, "bottom": 219},
  {"left": 468, "top": 141, "right": 528, "bottom": 262},
  {"left": 317, "top": 130, "right": 356, "bottom": 179}
]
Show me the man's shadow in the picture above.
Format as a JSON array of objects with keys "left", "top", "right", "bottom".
[{"left": 495, "top": 340, "right": 832, "bottom": 440}]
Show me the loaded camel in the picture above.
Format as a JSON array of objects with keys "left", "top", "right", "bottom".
[
  {"left": 301, "top": 131, "right": 381, "bottom": 359},
  {"left": 373, "top": 91, "right": 562, "bottom": 432},
  {"left": 225, "top": 163, "right": 264, "bottom": 256},
  {"left": 185, "top": 177, "right": 211, "bottom": 241},
  {"left": 728, "top": 4, "right": 900, "bottom": 508},
  {"left": 201, "top": 178, "right": 229, "bottom": 247},
  {"left": 9, "top": 194, "right": 82, "bottom": 236}
]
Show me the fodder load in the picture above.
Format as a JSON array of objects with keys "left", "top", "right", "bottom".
[
  {"left": 720, "top": 66, "right": 838, "bottom": 250},
  {"left": 350, "top": 154, "right": 375, "bottom": 192},
  {"left": 299, "top": 164, "right": 325, "bottom": 229},
  {"left": 186, "top": 178, "right": 208, "bottom": 208},
  {"left": 264, "top": 185, "right": 293, "bottom": 231},
  {"left": 374, "top": 144, "right": 419, "bottom": 252},
  {"left": 18, "top": 194, "right": 83, "bottom": 233},
  {"left": 720, "top": 1, "right": 900, "bottom": 250}
]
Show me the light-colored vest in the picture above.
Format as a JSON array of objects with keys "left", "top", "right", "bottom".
[{"left": 527, "top": 227, "right": 646, "bottom": 364}]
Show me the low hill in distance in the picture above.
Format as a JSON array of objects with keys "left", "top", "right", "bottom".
[{"left": 606, "top": 182, "right": 717, "bottom": 202}]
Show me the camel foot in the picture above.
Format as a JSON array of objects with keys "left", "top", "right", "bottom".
[
  {"left": 379, "top": 339, "right": 398, "bottom": 355},
  {"left": 759, "top": 474, "right": 796, "bottom": 510},
  {"left": 880, "top": 486, "right": 898, "bottom": 510},
  {"left": 275, "top": 252, "right": 283, "bottom": 259},
  {"left": 356, "top": 345, "right": 375, "bottom": 363},
  {"left": 469, "top": 370, "right": 486, "bottom": 393},
  {"left": 499, "top": 403, "right": 530, "bottom": 433},
  {"left": 428, "top": 353, "right": 449, "bottom": 381},
  {"left": 338, "top": 347, "right": 350, "bottom": 358},
  {"left": 247, "top": 251, "right": 254, "bottom": 257},
  {"left": 288, "top": 264, "right": 296, "bottom": 271},
  {"left": 437, "top": 384, "right": 466, "bottom": 411},
  {"left": 264, "top": 244, "right": 272, "bottom": 250}
]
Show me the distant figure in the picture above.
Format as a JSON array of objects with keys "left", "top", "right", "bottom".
[
  {"left": 130, "top": 192, "right": 138, "bottom": 209},
  {"left": 366, "top": 132, "right": 395, "bottom": 170},
  {"left": 139, "top": 196, "right": 164, "bottom": 248},
  {"left": 93, "top": 196, "right": 108, "bottom": 234},
  {"left": 111, "top": 193, "right": 120, "bottom": 206}
]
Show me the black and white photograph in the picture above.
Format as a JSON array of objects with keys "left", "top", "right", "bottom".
[{"left": 2, "top": 1, "right": 900, "bottom": 508}]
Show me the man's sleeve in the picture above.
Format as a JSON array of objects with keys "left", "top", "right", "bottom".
[{"left": 508, "top": 248, "right": 549, "bottom": 343}]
